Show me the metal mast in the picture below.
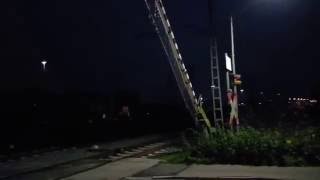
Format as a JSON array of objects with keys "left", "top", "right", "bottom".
[
  {"left": 231, "top": 17, "right": 237, "bottom": 84},
  {"left": 210, "top": 40, "right": 224, "bottom": 128},
  {"left": 208, "top": 0, "right": 224, "bottom": 128},
  {"left": 230, "top": 16, "right": 240, "bottom": 130}
]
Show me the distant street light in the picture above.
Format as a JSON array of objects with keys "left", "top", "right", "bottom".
[
  {"left": 240, "top": 89, "right": 244, "bottom": 93},
  {"left": 41, "top": 60, "right": 47, "bottom": 72}
]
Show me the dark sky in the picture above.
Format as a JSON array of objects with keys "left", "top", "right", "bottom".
[{"left": 1, "top": 0, "right": 320, "bottom": 103}]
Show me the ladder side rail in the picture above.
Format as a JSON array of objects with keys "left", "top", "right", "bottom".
[
  {"left": 145, "top": 0, "right": 198, "bottom": 118},
  {"left": 154, "top": 0, "right": 198, "bottom": 108}
]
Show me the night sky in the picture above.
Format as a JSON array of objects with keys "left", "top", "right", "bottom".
[{"left": 1, "top": 0, "right": 320, "bottom": 104}]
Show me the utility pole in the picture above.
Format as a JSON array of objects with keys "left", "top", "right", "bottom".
[
  {"left": 231, "top": 17, "right": 236, "bottom": 85},
  {"left": 230, "top": 16, "right": 240, "bottom": 131}
]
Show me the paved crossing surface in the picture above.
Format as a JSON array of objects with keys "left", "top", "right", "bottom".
[
  {"left": 0, "top": 135, "right": 165, "bottom": 179},
  {"left": 64, "top": 157, "right": 320, "bottom": 180},
  {"left": 63, "top": 158, "right": 160, "bottom": 180}
]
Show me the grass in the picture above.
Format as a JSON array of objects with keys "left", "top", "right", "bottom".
[{"left": 157, "top": 150, "right": 191, "bottom": 164}]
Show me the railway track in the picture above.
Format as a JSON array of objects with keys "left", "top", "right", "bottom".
[{"left": 0, "top": 134, "right": 178, "bottom": 180}]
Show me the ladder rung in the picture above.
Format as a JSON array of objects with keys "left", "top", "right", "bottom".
[
  {"left": 214, "top": 108, "right": 222, "bottom": 110},
  {"left": 215, "top": 119, "right": 223, "bottom": 121},
  {"left": 214, "top": 97, "right": 221, "bottom": 100}
]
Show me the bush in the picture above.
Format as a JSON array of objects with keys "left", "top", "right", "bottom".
[{"left": 186, "top": 127, "right": 320, "bottom": 166}]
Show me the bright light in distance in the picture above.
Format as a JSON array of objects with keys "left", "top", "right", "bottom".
[
  {"left": 310, "top": 100, "right": 318, "bottom": 103},
  {"left": 240, "top": 89, "right": 244, "bottom": 93},
  {"left": 41, "top": 60, "right": 47, "bottom": 71},
  {"left": 288, "top": 98, "right": 291, "bottom": 101}
]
